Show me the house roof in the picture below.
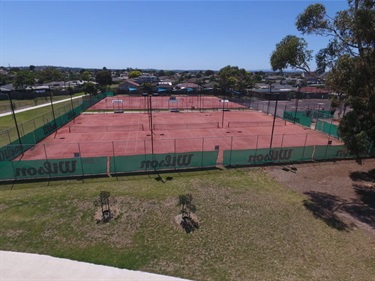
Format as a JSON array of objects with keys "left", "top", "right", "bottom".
[
  {"left": 300, "top": 86, "right": 330, "bottom": 94},
  {"left": 176, "top": 82, "right": 199, "bottom": 89},
  {"left": 0, "top": 87, "right": 11, "bottom": 92},
  {"left": 119, "top": 80, "right": 140, "bottom": 87},
  {"left": 1, "top": 84, "right": 15, "bottom": 91}
]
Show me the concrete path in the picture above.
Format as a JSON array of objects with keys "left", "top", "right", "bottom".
[
  {"left": 0, "top": 251, "right": 191, "bottom": 281},
  {"left": 0, "top": 95, "right": 85, "bottom": 118}
]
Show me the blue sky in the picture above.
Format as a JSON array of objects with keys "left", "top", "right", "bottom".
[{"left": 1, "top": 1, "right": 348, "bottom": 71}]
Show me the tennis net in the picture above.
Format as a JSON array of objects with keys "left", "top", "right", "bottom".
[
  {"left": 227, "top": 121, "right": 285, "bottom": 128},
  {"left": 152, "top": 122, "right": 220, "bottom": 130},
  {"left": 69, "top": 124, "right": 144, "bottom": 133}
]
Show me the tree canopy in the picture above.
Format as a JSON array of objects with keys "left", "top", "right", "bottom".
[
  {"left": 13, "top": 70, "right": 36, "bottom": 89},
  {"left": 218, "top": 65, "right": 253, "bottom": 94},
  {"left": 270, "top": 0, "right": 375, "bottom": 160},
  {"left": 82, "top": 82, "right": 97, "bottom": 96},
  {"left": 95, "top": 70, "right": 112, "bottom": 86},
  {"left": 80, "top": 70, "right": 91, "bottom": 81},
  {"left": 129, "top": 70, "right": 142, "bottom": 79},
  {"left": 37, "top": 67, "right": 63, "bottom": 84}
]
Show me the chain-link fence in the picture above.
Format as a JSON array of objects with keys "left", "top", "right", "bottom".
[
  {"left": 0, "top": 92, "right": 109, "bottom": 158},
  {"left": 1, "top": 93, "right": 373, "bottom": 182},
  {"left": 1, "top": 133, "right": 374, "bottom": 181}
]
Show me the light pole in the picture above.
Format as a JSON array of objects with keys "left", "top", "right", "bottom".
[
  {"left": 267, "top": 82, "right": 272, "bottom": 114},
  {"left": 221, "top": 89, "right": 228, "bottom": 128},
  {"left": 68, "top": 82, "right": 74, "bottom": 110},
  {"left": 148, "top": 94, "right": 154, "bottom": 155},
  {"left": 49, "top": 86, "right": 57, "bottom": 130},
  {"left": 143, "top": 84, "right": 155, "bottom": 156},
  {"left": 293, "top": 86, "right": 300, "bottom": 124},
  {"left": 270, "top": 93, "right": 279, "bottom": 149},
  {"left": 8, "top": 90, "right": 23, "bottom": 154}
]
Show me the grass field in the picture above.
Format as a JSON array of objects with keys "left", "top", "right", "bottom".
[
  {"left": 0, "top": 168, "right": 374, "bottom": 281},
  {"left": 0, "top": 103, "right": 66, "bottom": 130}
]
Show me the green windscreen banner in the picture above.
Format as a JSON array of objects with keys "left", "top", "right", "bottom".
[
  {"left": 0, "top": 157, "right": 107, "bottom": 180},
  {"left": 283, "top": 111, "right": 312, "bottom": 127},
  {"left": 110, "top": 151, "right": 219, "bottom": 173},
  {"left": 309, "top": 110, "right": 333, "bottom": 119},
  {"left": 315, "top": 120, "right": 339, "bottom": 138},
  {"left": 312, "top": 145, "right": 352, "bottom": 160},
  {"left": 0, "top": 143, "right": 35, "bottom": 162},
  {"left": 223, "top": 146, "right": 315, "bottom": 166},
  {"left": 0, "top": 161, "right": 14, "bottom": 180}
]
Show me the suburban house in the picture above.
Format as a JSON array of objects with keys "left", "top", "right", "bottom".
[
  {"left": 117, "top": 80, "right": 140, "bottom": 95},
  {"left": 251, "top": 83, "right": 295, "bottom": 100},
  {"left": 156, "top": 82, "right": 173, "bottom": 95},
  {"left": 136, "top": 75, "right": 158, "bottom": 84},
  {"left": 299, "top": 86, "right": 331, "bottom": 99}
]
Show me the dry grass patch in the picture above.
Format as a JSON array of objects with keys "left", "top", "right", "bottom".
[{"left": 0, "top": 168, "right": 374, "bottom": 280}]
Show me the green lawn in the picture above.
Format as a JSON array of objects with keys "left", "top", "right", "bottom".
[{"left": 0, "top": 168, "right": 374, "bottom": 281}]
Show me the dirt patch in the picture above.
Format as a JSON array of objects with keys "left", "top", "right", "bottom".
[
  {"left": 94, "top": 206, "right": 120, "bottom": 223},
  {"left": 264, "top": 158, "right": 375, "bottom": 235}
]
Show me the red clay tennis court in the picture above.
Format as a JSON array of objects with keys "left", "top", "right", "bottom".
[{"left": 16, "top": 96, "right": 343, "bottom": 163}]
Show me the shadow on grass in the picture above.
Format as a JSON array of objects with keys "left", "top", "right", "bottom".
[
  {"left": 154, "top": 174, "right": 173, "bottom": 183},
  {"left": 303, "top": 191, "right": 350, "bottom": 231},
  {"left": 342, "top": 189, "right": 375, "bottom": 230},
  {"left": 349, "top": 168, "right": 375, "bottom": 183},
  {"left": 180, "top": 216, "right": 199, "bottom": 234},
  {"left": 304, "top": 189, "right": 375, "bottom": 232}
]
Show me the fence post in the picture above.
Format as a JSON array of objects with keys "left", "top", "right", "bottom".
[
  {"left": 43, "top": 144, "right": 52, "bottom": 179},
  {"left": 281, "top": 134, "right": 285, "bottom": 148},
  {"left": 175, "top": 138, "right": 178, "bottom": 170},
  {"left": 78, "top": 143, "right": 85, "bottom": 180},
  {"left": 6, "top": 129, "right": 11, "bottom": 144},
  {"left": 10, "top": 158, "right": 16, "bottom": 181},
  {"left": 20, "top": 123, "right": 25, "bottom": 137},
  {"left": 302, "top": 133, "right": 308, "bottom": 161},
  {"left": 201, "top": 138, "right": 204, "bottom": 168},
  {"left": 328, "top": 119, "right": 333, "bottom": 138},
  {"left": 43, "top": 144, "right": 48, "bottom": 160},
  {"left": 230, "top": 136, "right": 233, "bottom": 166},
  {"left": 143, "top": 140, "right": 148, "bottom": 172},
  {"left": 112, "top": 141, "right": 117, "bottom": 177}
]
